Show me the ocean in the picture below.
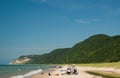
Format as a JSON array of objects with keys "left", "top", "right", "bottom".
[{"left": 0, "top": 64, "right": 50, "bottom": 78}]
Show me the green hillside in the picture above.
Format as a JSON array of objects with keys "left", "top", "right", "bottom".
[{"left": 16, "top": 34, "right": 120, "bottom": 64}]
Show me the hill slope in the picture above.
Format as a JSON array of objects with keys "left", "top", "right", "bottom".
[{"left": 11, "top": 34, "right": 120, "bottom": 64}]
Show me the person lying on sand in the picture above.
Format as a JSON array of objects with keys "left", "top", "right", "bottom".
[{"left": 66, "top": 65, "right": 78, "bottom": 75}]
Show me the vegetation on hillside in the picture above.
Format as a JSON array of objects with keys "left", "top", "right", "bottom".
[{"left": 17, "top": 34, "right": 120, "bottom": 64}]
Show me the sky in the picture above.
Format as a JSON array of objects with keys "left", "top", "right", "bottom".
[{"left": 0, "top": 0, "right": 120, "bottom": 64}]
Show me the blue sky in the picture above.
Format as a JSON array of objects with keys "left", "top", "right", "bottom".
[{"left": 0, "top": 0, "right": 120, "bottom": 64}]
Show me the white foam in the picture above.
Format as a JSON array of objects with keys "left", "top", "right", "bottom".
[
  {"left": 10, "top": 69, "right": 42, "bottom": 78},
  {"left": 10, "top": 75, "right": 24, "bottom": 78}
]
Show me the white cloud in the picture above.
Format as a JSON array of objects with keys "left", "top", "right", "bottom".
[
  {"left": 30, "top": 0, "right": 47, "bottom": 3},
  {"left": 75, "top": 19, "right": 89, "bottom": 24},
  {"left": 108, "top": 8, "right": 120, "bottom": 16},
  {"left": 75, "top": 18, "right": 99, "bottom": 24},
  {"left": 41, "top": 0, "right": 47, "bottom": 2}
]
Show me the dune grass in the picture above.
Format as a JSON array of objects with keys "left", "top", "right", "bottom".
[
  {"left": 77, "top": 62, "right": 120, "bottom": 78},
  {"left": 86, "top": 71, "right": 120, "bottom": 78},
  {"left": 77, "top": 62, "right": 120, "bottom": 68}
]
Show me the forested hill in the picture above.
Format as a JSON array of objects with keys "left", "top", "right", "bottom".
[{"left": 11, "top": 34, "right": 120, "bottom": 64}]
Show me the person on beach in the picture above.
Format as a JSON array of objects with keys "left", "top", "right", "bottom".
[
  {"left": 48, "top": 72, "right": 51, "bottom": 76},
  {"left": 66, "top": 67, "right": 71, "bottom": 74},
  {"left": 72, "top": 64, "right": 78, "bottom": 75},
  {"left": 66, "top": 64, "right": 78, "bottom": 75}
]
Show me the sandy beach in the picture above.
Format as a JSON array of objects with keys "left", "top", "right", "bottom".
[{"left": 29, "top": 65, "right": 120, "bottom": 78}]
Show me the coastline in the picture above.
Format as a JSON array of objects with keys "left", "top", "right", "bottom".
[
  {"left": 4, "top": 64, "right": 120, "bottom": 78},
  {"left": 0, "top": 64, "right": 51, "bottom": 78},
  {"left": 31, "top": 65, "right": 64, "bottom": 78},
  {"left": 29, "top": 65, "right": 58, "bottom": 78},
  {"left": 30, "top": 65, "right": 120, "bottom": 78}
]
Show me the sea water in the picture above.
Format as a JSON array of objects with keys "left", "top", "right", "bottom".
[{"left": 0, "top": 64, "right": 50, "bottom": 78}]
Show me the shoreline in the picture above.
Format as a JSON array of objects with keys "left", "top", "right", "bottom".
[
  {"left": 31, "top": 65, "right": 63, "bottom": 78},
  {"left": 29, "top": 65, "right": 120, "bottom": 78},
  {"left": 26, "top": 65, "right": 59, "bottom": 78},
  {"left": 8, "top": 64, "right": 51, "bottom": 78},
  {"left": 8, "top": 65, "right": 120, "bottom": 78}
]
